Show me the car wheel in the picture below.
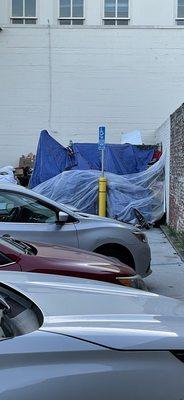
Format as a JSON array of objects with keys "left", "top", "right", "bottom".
[{"left": 94, "top": 244, "right": 135, "bottom": 269}]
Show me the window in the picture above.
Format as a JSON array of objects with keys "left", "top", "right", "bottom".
[
  {"left": 177, "top": 0, "right": 184, "bottom": 24},
  {"left": 59, "top": 0, "right": 84, "bottom": 25},
  {"left": 0, "top": 252, "right": 14, "bottom": 267},
  {"left": 104, "top": 0, "right": 129, "bottom": 25},
  {"left": 0, "top": 192, "right": 57, "bottom": 223},
  {"left": 11, "top": 0, "right": 37, "bottom": 24}
]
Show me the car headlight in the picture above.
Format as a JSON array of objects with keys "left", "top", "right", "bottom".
[
  {"left": 132, "top": 231, "right": 148, "bottom": 243},
  {"left": 116, "top": 275, "right": 147, "bottom": 291}
]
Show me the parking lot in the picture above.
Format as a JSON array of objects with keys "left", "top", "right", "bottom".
[{"left": 145, "top": 228, "right": 184, "bottom": 299}]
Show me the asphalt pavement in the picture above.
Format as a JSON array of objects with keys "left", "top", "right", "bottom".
[{"left": 144, "top": 228, "right": 184, "bottom": 300}]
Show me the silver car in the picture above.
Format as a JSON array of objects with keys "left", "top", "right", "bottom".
[
  {"left": 0, "top": 271, "right": 183, "bottom": 400},
  {"left": 0, "top": 184, "right": 151, "bottom": 277}
]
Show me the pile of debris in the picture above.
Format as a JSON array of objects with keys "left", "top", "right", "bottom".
[{"left": 14, "top": 153, "right": 35, "bottom": 187}]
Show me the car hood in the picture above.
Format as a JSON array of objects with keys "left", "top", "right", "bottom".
[
  {"left": 24, "top": 241, "right": 135, "bottom": 276},
  {"left": 1, "top": 271, "right": 184, "bottom": 351},
  {"left": 74, "top": 212, "right": 137, "bottom": 230}
]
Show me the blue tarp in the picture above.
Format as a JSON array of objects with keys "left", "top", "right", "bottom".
[
  {"left": 73, "top": 143, "right": 154, "bottom": 174},
  {"left": 29, "top": 130, "right": 75, "bottom": 188},
  {"left": 30, "top": 130, "right": 154, "bottom": 188}
]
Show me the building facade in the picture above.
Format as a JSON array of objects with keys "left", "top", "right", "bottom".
[
  {"left": 169, "top": 103, "right": 184, "bottom": 233},
  {"left": 0, "top": 0, "right": 184, "bottom": 165}
]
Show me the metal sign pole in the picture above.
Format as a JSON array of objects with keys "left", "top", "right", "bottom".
[{"left": 101, "top": 148, "right": 104, "bottom": 177}]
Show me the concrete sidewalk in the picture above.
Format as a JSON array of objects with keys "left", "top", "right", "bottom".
[{"left": 144, "top": 228, "right": 184, "bottom": 300}]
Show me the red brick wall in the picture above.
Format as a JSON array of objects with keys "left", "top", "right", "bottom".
[{"left": 169, "top": 104, "right": 184, "bottom": 233}]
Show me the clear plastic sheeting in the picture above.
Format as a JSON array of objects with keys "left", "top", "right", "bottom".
[
  {"left": 107, "top": 154, "right": 165, "bottom": 224},
  {"left": 34, "top": 170, "right": 99, "bottom": 215},
  {"left": 33, "top": 154, "right": 165, "bottom": 225}
]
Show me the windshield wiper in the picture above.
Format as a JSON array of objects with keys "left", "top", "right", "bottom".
[
  {"left": 18, "top": 240, "right": 37, "bottom": 255},
  {"left": 2, "top": 235, "right": 37, "bottom": 255}
]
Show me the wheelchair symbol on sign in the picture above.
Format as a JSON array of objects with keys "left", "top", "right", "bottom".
[
  {"left": 99, "top": 129, "right": 104, "bottom": 139},
  {"left": 99, "top": 127, "right": 105, "bottom": 140}
]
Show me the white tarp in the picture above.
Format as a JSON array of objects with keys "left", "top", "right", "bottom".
[
  {"left": 121, "top": 130, "right": 143, "bottom": 145},
  {"left": 0, "top": 166, "right": 17, "bottom": 184}
]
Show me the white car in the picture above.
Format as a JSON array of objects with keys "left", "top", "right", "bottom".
[{"left": 0, "top": 271, "right": 183, "bottom": 399}]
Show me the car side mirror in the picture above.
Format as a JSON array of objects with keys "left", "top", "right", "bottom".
[{"left": 58, "top": 211, "right": 69, "bottom": 223}]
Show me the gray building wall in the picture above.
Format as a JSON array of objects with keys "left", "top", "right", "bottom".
[{"left": 170, "top": 104, "right": 184, "bottom": 233}]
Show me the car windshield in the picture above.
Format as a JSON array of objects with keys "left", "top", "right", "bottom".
[{"left": 0, "top": 236, "right": 37, "bottom": 255}]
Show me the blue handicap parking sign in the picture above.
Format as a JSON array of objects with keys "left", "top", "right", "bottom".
[{"left": 98, "top": 126, "right": 106, "bottom": 150}]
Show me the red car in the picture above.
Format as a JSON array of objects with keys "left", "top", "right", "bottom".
[{"left": 0, "top": 236, "right": 146, "bottom": 290}]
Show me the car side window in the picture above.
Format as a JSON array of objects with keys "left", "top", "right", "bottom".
[
  {"left": 0, "top": 252, "right": 13, "bottom": 266},
  {"left": 0, "top": 192, "right": 58, "bottom": 223}
]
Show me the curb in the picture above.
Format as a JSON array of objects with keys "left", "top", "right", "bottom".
[{"left": 160, "top": 225, "right": 184, "bottom": 263}]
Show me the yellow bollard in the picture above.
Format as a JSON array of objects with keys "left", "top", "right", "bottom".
[{"left": 98, "top": 176, "right": 107, "bottom": 217}]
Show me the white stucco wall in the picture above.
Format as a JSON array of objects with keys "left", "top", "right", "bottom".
[
  {"left": 0, "top": 25, "right": 184, "bottom": 166},
  {"left": 131, "top": 0, "right": 177, "bottom": 26},
  {"left": 0, "top": 0, "right": 183, "bottom": 166},
  {"left": 155, "top": 118, "right": 171, "bottom": 222},
  {"left": 85, "top": 0, "right": 102, "bottom": 25}
]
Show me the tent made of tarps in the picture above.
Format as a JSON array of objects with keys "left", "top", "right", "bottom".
[{"left": 29, "top": 130, "right": 154, "bottom": 188}]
